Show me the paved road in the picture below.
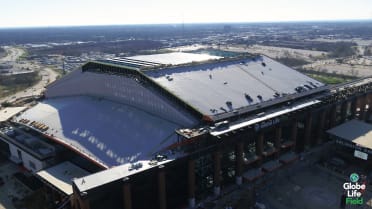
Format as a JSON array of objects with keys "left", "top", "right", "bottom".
[{"left": 0, "top": 47, "right": 59, "bottom": 104}]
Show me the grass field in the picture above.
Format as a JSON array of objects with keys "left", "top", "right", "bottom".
[{"left": 306, "top": 73, "right": 351, "bottom": 84}]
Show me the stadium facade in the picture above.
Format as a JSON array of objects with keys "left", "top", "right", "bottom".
[{"left": 1, "top": 52, "right": 372, "bottom": 209}]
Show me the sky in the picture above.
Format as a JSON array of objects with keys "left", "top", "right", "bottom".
[{"left": 1, "top": 0, "right": 372, "bottom": 28}]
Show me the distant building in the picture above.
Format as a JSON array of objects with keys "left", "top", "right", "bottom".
[
  {"left": 1, "top": 52, "right": 372, "bottom": 209},
  {"left": 223, "top": 25, "right": 232, "bottom": 33}
]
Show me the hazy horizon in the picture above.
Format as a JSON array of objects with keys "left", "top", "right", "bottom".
[
  {"left": 1, "top": 0, "right": 372, "bottom": 28},
  {"left": 1, "top": 19, "right": 372, "bottom": 30}
]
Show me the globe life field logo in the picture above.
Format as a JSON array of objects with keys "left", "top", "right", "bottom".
[
  {"left": 350, "top": 173, "right": 359, "bottom": 183},
  {"left": 343, "top": 173, "right": 366, "bottom": 205}
]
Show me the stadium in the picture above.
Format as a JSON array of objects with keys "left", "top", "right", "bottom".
[{"left": 0, "top": 52, "right": 372, "bottom": 209}]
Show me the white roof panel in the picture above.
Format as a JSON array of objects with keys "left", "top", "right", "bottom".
[
  {"left": 145, "top": 56, "right": 324, "bottom": 116},
  {"left": 128, "top": 52, "right": 221, "bottom": 65},
  {"left": 16, "top": 96, "right": 181, "bottom": 167}
]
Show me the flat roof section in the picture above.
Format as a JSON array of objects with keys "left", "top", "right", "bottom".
[
  {"left": 145, "top": 56, "right": 324, "bottom": 117},
  {"left": 15, "top": 96, "right": 181, "bottom": 167},
  {"left": 327, "top": 119, "right": 372, "bottom": 150},
  {"left": 73, "top": 158, "right": 173, "bottom": 192},
  {"left": 99, "top": 57, "right": 160, "bottom": 69},
  {"left": 0, "top": 107, "right": 27, "bottom": 122},
  {"left": 37, "top": 161, "right": 90, "bottom": 195},
  {"left": 128, "top": 52, "right": 221, "bottom": 66},
  {"left": 0, "top": 125, "right": 55, "bottom": 160}
]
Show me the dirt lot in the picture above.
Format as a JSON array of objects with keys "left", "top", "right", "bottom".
[
  {"left": 244, "top": 45, "right": 327, "bottom": 61},
  {"left": 310, "top": 38, "right": 372, "bottom": 47},
  {"left": 303, "top": 62, "right": 372, "bottom": 77},
  {"left": 208, "top": 44, "right": 372, "bottom": 78},
  {"left": 0, "top": 47, "right": 59, "bottom": 103}
]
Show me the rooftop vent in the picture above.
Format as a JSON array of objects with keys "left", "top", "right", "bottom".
[
  {"left": 261, "top": 62, "right": 266, "bottom": 67},
  {"left": 209, "top": 74, "right": 212, "bottom": 79},
  {"left": 308, "top": 81, "right": 317, "bottom": 88},
  {"left": 220, "top": 107, "right": 228, "bottom": 113},
  {"left": 244, "top": 93, "right": 253, "bottom": 102},
  {"left": 274, "top": 92, "right": 280, "bottom": 97},
  {"left": 295, "top": 86, "right": 306, "bottom": 93},
  {"left": 224, "top": 81, "right": 228, "bottom": 85},
  {"left": 226, "top": 101, "right": 233, "bottom": 111},
  {"left": 210, "top": 108, "right": 218, "bottom": 113},
  {"left": 257, "top": 95, "right": 263, "bottom": 101},
  {"left": 304, "top": 84, "right": 313, "bottom": 90}
]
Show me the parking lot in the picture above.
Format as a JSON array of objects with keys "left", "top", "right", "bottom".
[
  {"left": 0, "top": 157, "right": 31, "bottom": 209},
  {"left": 205, "top": 148, "right": 372, "bottom": 209},
  {"left": 258, "top": 162, "right": 372, "bottom": 209}
]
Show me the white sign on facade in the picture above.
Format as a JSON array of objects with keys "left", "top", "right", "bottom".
[{"left": 354, "top": 150, "right": 368, "bottom": 160}]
